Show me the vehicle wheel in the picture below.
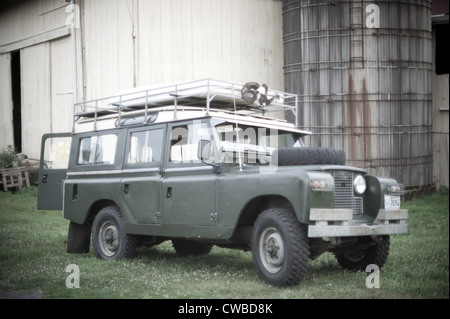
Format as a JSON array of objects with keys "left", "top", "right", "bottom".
[
  {"left": 334, "top": 235, "right": 390, "bottom": 271},
  {"left": 273, "top": 147, "right": 346, "bottom": 166},
  {"left": 172, "top": 239, "right": 213, "bottom": 256},
  {"left": 251, "top": 208, "right": 309, "bottom": 286},
  {"left": 92, "top": 206, "right": 137, "bottom": 260}
]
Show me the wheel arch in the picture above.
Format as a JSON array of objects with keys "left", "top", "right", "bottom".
[
  {"left": 85, "top": 199, "right": 119, "bottom": 224},
  {"left": 238, "top": 195, "right": 296, "bottom": 226},
  {"left": 230, "top": 195, "right": 297, "bottom": 243}
]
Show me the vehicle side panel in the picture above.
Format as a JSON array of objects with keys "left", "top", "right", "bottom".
[
  {"left": 119, "top": 171, "right": 162, "bottom": 224},
  {"left": 63, "top": 176, "right": 122, "bottom": 224},
  {"left": 161, "top": 167, "right": 217, "bottom": 227}
]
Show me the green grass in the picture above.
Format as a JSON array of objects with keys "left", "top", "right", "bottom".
[{"left": 0, "top": 187, "right": 448, "bottom": 299}]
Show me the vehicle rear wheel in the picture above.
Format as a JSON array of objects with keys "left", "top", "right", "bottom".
[
  {"left": 92, "top": 206, "right": 137, "bottom": 260},
  {"left": 251, "top": 208, "right": 309, "bottom": 286},
  {"left": 334, "top": 235, "right": 390, "bottom": 271}
]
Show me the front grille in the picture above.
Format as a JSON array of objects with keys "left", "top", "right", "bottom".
[{"left": 332, "top": 171, "right": 363, "bottom": 215}]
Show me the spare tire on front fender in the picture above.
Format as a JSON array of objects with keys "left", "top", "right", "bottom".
[{"left": 272, "top": 147, "right": 346, "bottom": 166}]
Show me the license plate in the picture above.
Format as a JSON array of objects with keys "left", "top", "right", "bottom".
[{"left": 384, "top": 195, "right": 400, "bottom": 210}]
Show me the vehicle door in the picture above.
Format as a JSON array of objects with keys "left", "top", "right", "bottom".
[
  {"left": 37, "top": 133, "right": 72, "bottom": 210},
  {"left": 161, "top": 119, "right": 218, "bottom": 229},
  {"left": 119, "top": 124, "right": 166, "bottom": 224}
]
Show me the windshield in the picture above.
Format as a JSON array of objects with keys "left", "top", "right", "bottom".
[{"left": 213, "top": 121, "right": 304, "bottom": 165}]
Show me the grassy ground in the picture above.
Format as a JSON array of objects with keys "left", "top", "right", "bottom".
[{"left": 0, "top": 187, "right": 448, "bottom": 299}]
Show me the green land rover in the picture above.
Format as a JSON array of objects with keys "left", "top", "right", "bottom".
[{"left": 37, "top": 79, "right": 407, "bottom": 286}]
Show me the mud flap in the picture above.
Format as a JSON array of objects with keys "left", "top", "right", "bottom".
[{"left": 67, "top": 221, "right": 92, "bottom": 254}]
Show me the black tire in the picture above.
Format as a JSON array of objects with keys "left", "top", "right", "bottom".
[
  {"left": 251, "top": 208, "right": 309, "bottom": 286},
  {"left": 272, "top": 147, "right": 346, "bottom": 166},
  {"left": 172, "top": 239, "right": 213, "bottom": 257},
  {"left": 92, "top": 206, "right": 137, "bottom": 260},
  {"left": 334, "top": 235, "right": 390, "bottom": 271}
]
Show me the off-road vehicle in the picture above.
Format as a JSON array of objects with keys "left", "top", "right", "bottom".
[{"left": 38, "top": 79, "right": 407, "bottom": 286}]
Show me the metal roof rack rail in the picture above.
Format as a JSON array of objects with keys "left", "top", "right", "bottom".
[{"left": 72, "top": 78, "right": 299, "bottom": 132}]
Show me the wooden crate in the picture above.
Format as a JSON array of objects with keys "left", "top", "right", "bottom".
[{"left": 0, "top": 167, "right": 30, "bottom": 191}]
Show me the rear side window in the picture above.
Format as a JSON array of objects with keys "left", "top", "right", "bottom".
[{"left": 77, "top": 134, "right": 117, "bottom": 165}]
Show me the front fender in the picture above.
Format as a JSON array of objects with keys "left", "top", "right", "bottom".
[{"left": 364, "top": 176, "right": 402, "bottom": 221}]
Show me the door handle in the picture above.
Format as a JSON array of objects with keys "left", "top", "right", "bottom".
[
  {"left": 123, "top": 184, "right": 129, "bottom": 194},
  {"left": 42, "top": 174, "right": 48, "bottom": 183},
  {"left": 166, "top": 187, "right": 172, "bottom": 198}
]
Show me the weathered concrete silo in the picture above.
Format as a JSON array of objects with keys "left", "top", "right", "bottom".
[{"left": 282, "top": 0, "right": 433, "bottom": 188}]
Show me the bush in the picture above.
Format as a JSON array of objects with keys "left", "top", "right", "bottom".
[{"left": 0, "top": 145, "right": 22, "bottom": 169}]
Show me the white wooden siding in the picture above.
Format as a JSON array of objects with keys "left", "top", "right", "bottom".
[
  {"left": 20, "top": 38, "right": 73, "bottom": 159},
  {"left": 0, "top": 53, "right": 14, "bottom": 149},
  {"left": 0, "top": 0, "right": 68, "bottom": 49},
  {"left": 83, "top": 0, "right": 284, "bottom": 100},
  {"left": 21, "top": 43, "right": 52, "bottom": 159}
]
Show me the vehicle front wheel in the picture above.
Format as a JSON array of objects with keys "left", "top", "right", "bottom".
[
  {"left": 251, "top": 208, "right": 309, "bottom": 286},
  {"left": 92, "top": 206, "right": 137, "bottom": 260}
]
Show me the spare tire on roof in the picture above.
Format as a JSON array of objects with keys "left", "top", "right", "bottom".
[{"left": 272, "top": 147, "right": 346, "bottom": 166}]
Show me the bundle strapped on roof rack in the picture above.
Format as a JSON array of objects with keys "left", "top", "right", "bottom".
[{"left": 72, "top": 78, "right": 299, "bottom": 132}]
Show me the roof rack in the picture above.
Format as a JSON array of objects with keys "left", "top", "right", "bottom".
[{"left": 72, "top": 78, "right": 299, "bottom": 132}]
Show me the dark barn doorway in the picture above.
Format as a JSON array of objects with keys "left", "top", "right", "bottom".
[{"left": 10, "top": 50, "right": 22, "bottom": 153}]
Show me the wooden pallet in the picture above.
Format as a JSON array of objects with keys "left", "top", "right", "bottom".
[{"left": 0, "top": 167, "right": 30, "bottom": 190}]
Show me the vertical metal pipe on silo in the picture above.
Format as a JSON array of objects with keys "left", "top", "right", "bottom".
[
  {"left": 282, "top": 0, "right": 433, "bottom": 188},
  {"left": 69, "top": 0, "right": 78, "bottom": 105}
]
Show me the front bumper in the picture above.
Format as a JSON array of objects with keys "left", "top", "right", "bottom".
[{"left": 307, "top": 208, "right": 408, "bottom": 238}]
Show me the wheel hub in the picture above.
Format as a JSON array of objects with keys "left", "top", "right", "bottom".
[
  {"left": 99, "top": 221, "right": 120, "bottom": 257},
  {"left": 265, "top": 239, "right": 279, "bottom": 257},
  {"left": 259, "top": 227, "right": 285, "bottom": 273}
]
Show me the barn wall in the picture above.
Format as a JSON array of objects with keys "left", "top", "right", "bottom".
[
  {"left": 81, "top": 0, "right": 285, "bottom": 101},
  {"left": 0, "top": 53, "right": 14, "bottom": 149},
  {"left": 0, "top": 0, "right": 72, "bottom": 159},
  {"left": 431, "top": 26, "right": 449, "bottom": 188}
]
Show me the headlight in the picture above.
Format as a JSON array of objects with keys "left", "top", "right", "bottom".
[{"left": 353, "top": 175, "right": 366, "bottom": 195}]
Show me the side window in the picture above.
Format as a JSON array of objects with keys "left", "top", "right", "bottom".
[
  {"left": 77, "top": 134, "right": 117, "bottom": 165},
  {"left": 169, "top": 120, "right": 213, "bottom": 164},
  {"left": 127, "top": 128, "right": 164, "bottom": 165}
]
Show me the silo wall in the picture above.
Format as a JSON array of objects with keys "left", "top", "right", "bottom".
[{"left": 282, "top": 0, "right": 433, "bottom": 188}]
